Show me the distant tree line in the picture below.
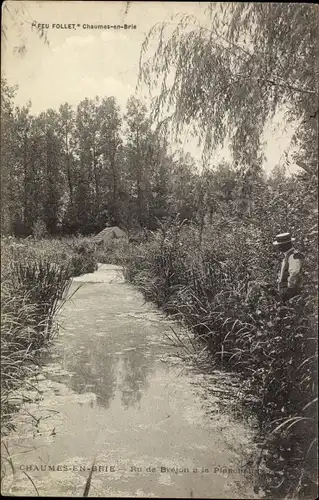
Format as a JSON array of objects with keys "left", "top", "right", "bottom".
[
  {"left": 1, "top": 80, "right": 203, "bottom": 236},
  {"left": 1, "top": 77, "right": 317, "bottom": 242}
]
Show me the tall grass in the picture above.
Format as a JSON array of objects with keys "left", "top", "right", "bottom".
[
  {"left": 124, "top": 218, "right": 318, "bottom": 497},
  {"left": 1, "top": 236, "right": 98, "bottom": 438}
]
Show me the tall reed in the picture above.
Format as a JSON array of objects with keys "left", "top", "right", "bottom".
[
  {"left": 125, "top": 218, "right": 318, "bottom": 497},
  {"left": 1, "top": 236, "right": 97, "bottom": 438}
]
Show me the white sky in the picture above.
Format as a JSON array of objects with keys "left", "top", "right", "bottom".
[{"left": 2, "top": 0, "right": 301, "bottom": 173}]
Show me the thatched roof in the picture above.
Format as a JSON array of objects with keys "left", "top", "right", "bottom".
[{"left": 92, "top": 226, "right": 126, "bottom": 244}]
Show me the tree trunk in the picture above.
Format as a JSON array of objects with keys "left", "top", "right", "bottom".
[
  {"left": 23, "top": 132, "right": 29, "bottom": 234},
  {"left": 65, "top": 126, "right": 73, "bottom": 205},
  {"left": 135, "top": 129, "right": 144, "bottom": 225},
  {"left": 110, "top": 145, "right": 118, "bottom": 221},
  {"left": 92, "top": 143, "right": 100, "bottom": 203}
]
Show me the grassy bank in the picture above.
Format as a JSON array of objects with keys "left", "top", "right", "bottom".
[
  {"left": 1, "top": 236, "right": 98, "bottom": 437},
  {"left": 124, "top": 218, "right": 318, "bottom": 498}
]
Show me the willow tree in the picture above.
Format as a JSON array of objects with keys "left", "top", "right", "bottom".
[
  {"left": 138, "top": 3, "right": 318, "bottom": 172},
  {"left": 2, "top": 0, "right": 49, "bottom": 56}
]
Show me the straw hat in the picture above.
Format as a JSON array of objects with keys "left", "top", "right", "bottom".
[{"left": 272, "top": 232, "right": 295, "bottom": 246}]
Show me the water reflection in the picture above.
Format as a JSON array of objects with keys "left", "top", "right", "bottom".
[
  {"left": 118, "top": 348, "right": 150, "bottom": 409},
  {"left": 53, "top": 293, "right": 158, "bottom": 411},
  {"left": 2, "top": 271, "right": 261, "bottom": 498},
  {"left": 59, "top": 338, "right": 154, "bottom": 410},
  {"left": 64, "top": 340, "right": 118, "bottom": 408}
]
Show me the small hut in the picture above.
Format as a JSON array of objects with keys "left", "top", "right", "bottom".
[{"left": 91, "top": 226, "right": 127, "bottom": 246}]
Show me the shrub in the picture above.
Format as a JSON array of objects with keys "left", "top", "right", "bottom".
[{"left": 32, "top": 218, "right": 49, "bottom": 239}]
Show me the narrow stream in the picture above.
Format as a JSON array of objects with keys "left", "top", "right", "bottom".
[{"left": 1, "top": 264, "right": 260, "bottom": 498}]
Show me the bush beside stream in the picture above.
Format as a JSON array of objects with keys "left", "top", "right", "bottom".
[{"left": 124, "top": 213, "right": 318, "bottom": 498}]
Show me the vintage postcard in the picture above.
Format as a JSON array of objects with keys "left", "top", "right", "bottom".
[{"left": 1, "top": 1, "right": 318, "bottom": 498}]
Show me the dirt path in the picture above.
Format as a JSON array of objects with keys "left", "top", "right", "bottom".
[{"left": 1, "top": 264, "right": 259, "bottom": 498}]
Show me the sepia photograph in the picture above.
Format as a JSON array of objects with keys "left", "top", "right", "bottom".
[{"left": 1, "top": 1, "right": 318, "bottom": 498}]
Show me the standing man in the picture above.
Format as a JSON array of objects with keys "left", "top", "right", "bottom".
[{"left": 273, "top": 232, "right": 303, "bottom": 300}]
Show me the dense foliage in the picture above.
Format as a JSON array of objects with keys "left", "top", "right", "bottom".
[
  {"left": 134, "top": 8, "right": 318, "bottom": 493},
  {"left": 125, "top": 162, "right": 318, "bottom": 497},
  {"left": 1, "top": 83, "right": 203, "bottom": 237},
  {"left": 1, "top": 2, "right": 318, "bottom": 497}
]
